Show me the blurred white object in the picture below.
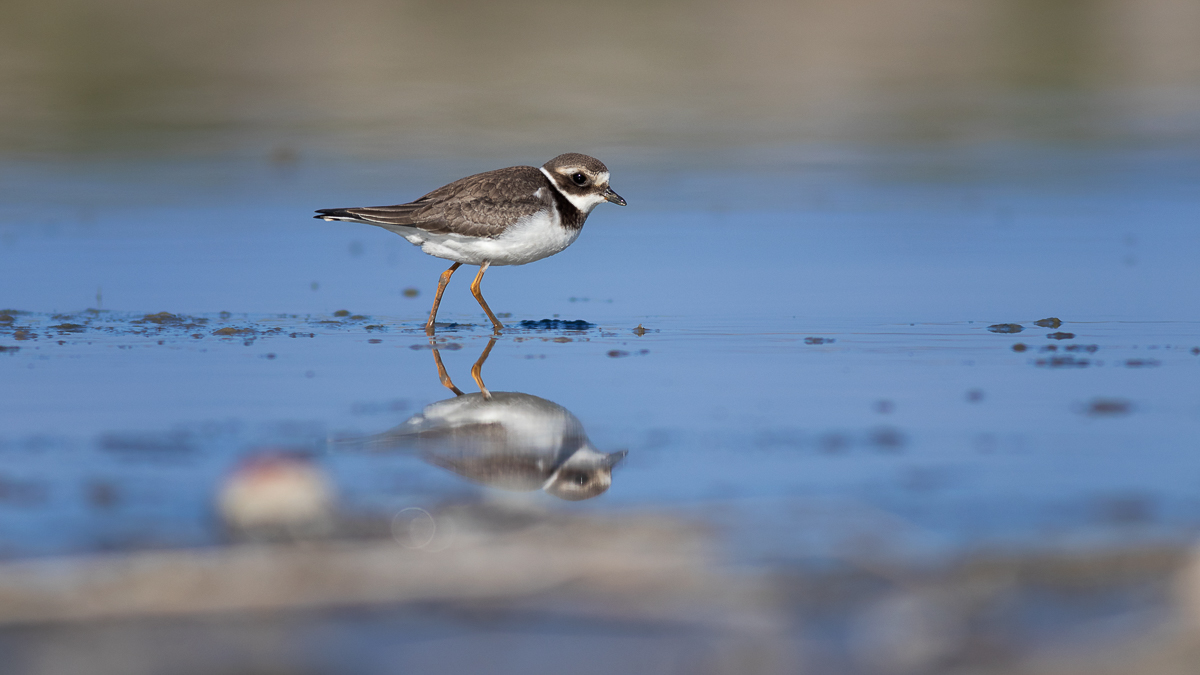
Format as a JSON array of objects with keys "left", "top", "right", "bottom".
[{"left": 217, "top": 451, "right": 335, "bottom": 535}]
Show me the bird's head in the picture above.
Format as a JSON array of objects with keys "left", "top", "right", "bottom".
[{"left": 542, "top": 153, "right": 627, "bottom": 213}]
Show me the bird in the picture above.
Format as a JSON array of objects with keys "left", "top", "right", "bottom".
[{"left": 315, "top": 153, "right": 626, "bottom": 335}]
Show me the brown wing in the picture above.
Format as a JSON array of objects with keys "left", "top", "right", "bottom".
[{"left": 317, "top": 166, "right": 552, "bottom": 239}]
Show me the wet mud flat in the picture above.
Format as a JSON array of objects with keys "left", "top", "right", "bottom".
[{"left": 3, "top": 308, "right": 1200, "bottom": 674}]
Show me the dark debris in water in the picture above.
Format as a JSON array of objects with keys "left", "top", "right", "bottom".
[
  {"left": 140, "top": 312, "right": 178, "bottom": 324},
  {"left": 519, "top": 319, "right": 594, "bottom": 331},
  {"left": 988, "top": 323, "right": 1024, "bottom": 334},
  {"left": 607, "top": 349, "right": 650, "bottom": 358},
  {"left": 132, "top": 312, "right": 210, "bottom": 332},
  {"left": 0, "top": 311, "right": 308, "bottom": 348},
  {"left": 86, "top": 481, "right": 121, "bottom": 509},
  {"left": 870, "top": 426, "right": 906, "bottom": 451},
  {"left": 804, "top": 337, "right": 835, "bottom": 345},
  {"left": 1125, "top": 359, "right": 1160, "bottom": 368},
  {"left": 428, "top": 322, "right": 469, "bottom": 332},
  {"left": 1086, "top": 398, "right": 1132, "bottom": 417},
  {"left": 1047, "top": 332, "right": 1076, "bottom": 340},
  {"left": 138, "top": 312, "right": 187, "bottom": 325},
  {"left": 51, "top": 323, "right": 87, "bottom": 333},
  {"left": 1034, "top": 317, "right": 1063, "bottom": 328},
  {"left": 1039, "top": 344, "right": 1098, "bottom": 354},
  {"left": 1036, "top": 356, "right": 1090, "bottom": 368}
]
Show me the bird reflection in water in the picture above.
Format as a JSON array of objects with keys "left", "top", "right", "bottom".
[{"left": 345, "top": 338, "right": 626, "bottom": 500}]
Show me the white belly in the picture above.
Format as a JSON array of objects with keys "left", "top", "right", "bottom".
[{"left": 395, "top": 210, "right": 581, "bottom": 266}]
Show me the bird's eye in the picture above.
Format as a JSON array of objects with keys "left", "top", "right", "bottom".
[
  {"left": 574, "top": 473, "right": 590, "bottom": 486},
  {"left": 571, "top": 172, "right": 587, "bottom": 186}
]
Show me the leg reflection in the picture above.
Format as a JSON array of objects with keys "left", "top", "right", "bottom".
[
  {"left": 428, "top": 337, "right": 498, "bottom": 399},
  {"left": 470, "top": 338, "right": 498, "bottom": 400},
  {"left": 429, "top": 338, "right": 464, "bottom": 397}
]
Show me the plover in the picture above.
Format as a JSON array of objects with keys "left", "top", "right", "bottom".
[{"left": 315, "top": 153, "right": 626, "bottom": 334}]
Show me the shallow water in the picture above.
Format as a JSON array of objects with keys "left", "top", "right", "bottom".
[
  {"left": 2, "top": 146, "right": 1199, "bottom": 565},
  {"left": 4, "top": 2, "right": 1200, "bottom": 670}
]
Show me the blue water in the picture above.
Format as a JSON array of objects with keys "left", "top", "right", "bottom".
[{"left": 2, "top": 145, "right": 1199, "bottom": 561}]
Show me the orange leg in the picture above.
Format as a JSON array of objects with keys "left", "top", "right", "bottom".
[
  {"left": 426, "top": 262, "right": 462, "bottom": 336},
  {"left": 470, "top": 338, "right": 498, "bottom": 400},
  {"left": 429, "top": 339, "right": 464, "bottom": 396},
  {"left": 470, "top": 261, "right": 504, "bottom": 334}
]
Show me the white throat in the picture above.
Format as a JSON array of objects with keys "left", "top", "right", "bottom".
[{"left": 540, "top": 167, "right": 607, "bottom": 215}]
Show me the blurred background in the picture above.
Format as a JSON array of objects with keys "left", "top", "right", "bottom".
[
  {"left": 3, "top": 0, "right": 1199, "bottom": 157},
  {"left": 3, "top": 1, "right": 1200, "bottom": 674}
]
